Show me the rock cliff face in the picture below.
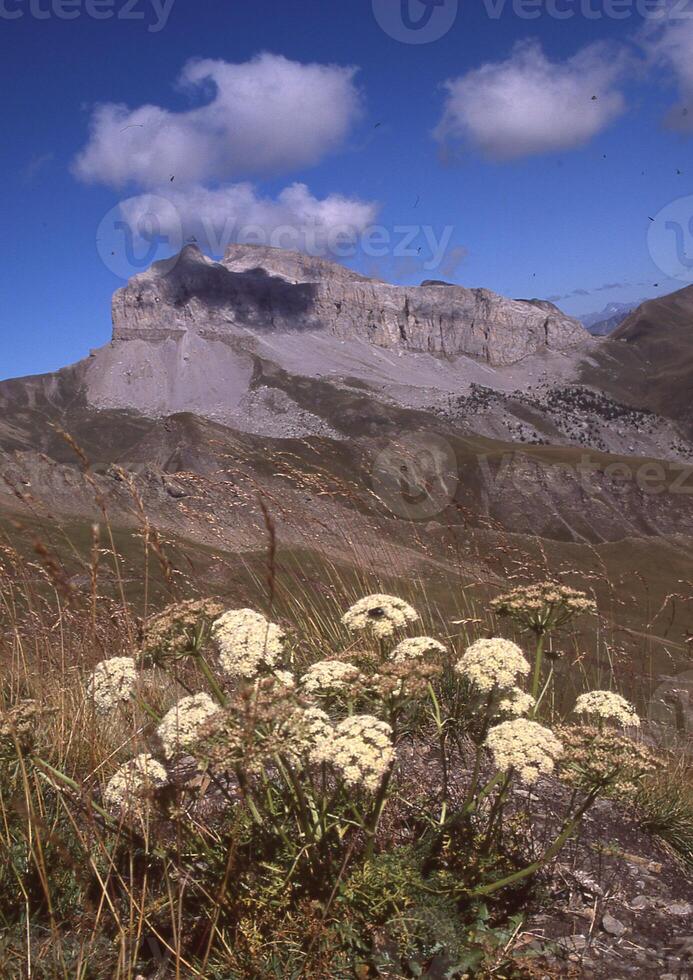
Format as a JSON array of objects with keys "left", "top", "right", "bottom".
[{"left": 111, "top": 244, "right": 588, "bottom": 366}]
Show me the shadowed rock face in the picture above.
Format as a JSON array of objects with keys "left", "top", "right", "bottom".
[{"left": 112, "top": 244, "right": 588, "bottom": 365}]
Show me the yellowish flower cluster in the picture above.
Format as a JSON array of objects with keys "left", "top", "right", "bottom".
[
  {"left": 0, "top": 701, "right": 42, "bottom": 752},
  {"left": 141, "top": 598, "right": 225, "bottom": 664},
  {"left": 498, "top": 687, "right": 536, "bottom": 717},
  {"left": 313, "top": 714, "right": 394, "bottom": 792},
  {"left": 455, "top": 638, "right": 530, "bottom": 693},
  {"left": 212, "top": 608, "right": 285, "bottom": 680},
  {"left": 87, "top": 657, "right": 138, "bottom": 713},
  {"left": 574, "top": 690, "right": 639, "bottom": 727},
  {"left": 370, "top": 659, "right": 440, "bottom": 702},
  {"left": 486, "top": 719, "right": 563, "bottom": 785},
  {"left": 301, "top": 660, "right": 363, "bottom": 696},
  {"left": 391, "top": 636, "right": 447, "bottom": 662},
  {"left": 491, "top": 582, "right": 596, "bottom": 633},
  {"left": 557, "top": 724, "right": 655, "bottom": 797},
  {"left": 198, "top": 679, "right": 321, "bottom": 774},
  {"left": 342, "top": 594, "right": 419, "bottom": 639},
  {"left": 103, "top": 753, "right": 168, "bottom": 813},
  {"left": 157, "top": 693, "right": 221, "bottom": 759}
]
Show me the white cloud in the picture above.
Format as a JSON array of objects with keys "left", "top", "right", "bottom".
[
  {"left": 117, "top": 182, "right": 380, "bottom": 257},
  {"left": 73, "top": 53, "right": 362, "bottom": 189},
  {"left": 434, "top": 40, "right": 628, "bottom": 160},
  {"left": 641, "top": 16, "right": 693, "bottom": 130}
]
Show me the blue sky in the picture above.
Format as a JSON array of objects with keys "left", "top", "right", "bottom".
[{"left": 2, "top": 0, "right": 693, "bottom": 380}]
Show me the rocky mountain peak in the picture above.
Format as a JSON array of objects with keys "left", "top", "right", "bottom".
[{"left": 111, "top": 243, "right": 589, "bottom": 366}]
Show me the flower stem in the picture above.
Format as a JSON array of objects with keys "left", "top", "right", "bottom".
[
  {"left": 470, "top": 783, "right": 602, "bottom": 897},
  {"left": 530, "top": 632, "right": 546, "bottom": 706},
  {"left": 196, "top": 654, "right": 228, "bottom": 707}
]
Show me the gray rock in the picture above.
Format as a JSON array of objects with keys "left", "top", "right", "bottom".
[
  {"left": 558, "top": 935, "right": 588, "bottom": 951},
  {"left": 630, "top": 895, "right": 652, "bottom": 910},
  {"left": 602, "top": 912, "right": 626, "bottom": 936}
]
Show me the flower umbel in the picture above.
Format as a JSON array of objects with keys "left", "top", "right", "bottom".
[
  {"left": 455, "top": 638, "right": 530, "bottom": 694},
  {"left": 557, "top": 724, "right": 654, "bottom": 797},
  {"left": 497, "top": 687, "right": 536, "bottom": 718},
  {"left": 103, "top": 753, "right": 168, "bottom": 814},
  {"left": 486, "top": 719, "right": 563, "bottom": 785},
  {"left": 491, "top": 582, "right": 596, "bottom": 636},
  {"left": 574, "top": 690, "right": 640, "bottom": 728},
  {"left": 141, "top": 598, "right": 225, "bottom": 665},
  {"left": 313, "top": 714, "right": 394, "bottom": 792},
  {"left": 342, "top": 594, "right": 419, "bottom": 640},
  {"left": 390, "top": 636, "right": 447, "bottom": 663},
  {"left": 87, "top": 657, "right": 138, "bottom": 713},
  {"left": 157, "top": 693, "right": 221, "bottom": 759},
  {"left": 212, "top": 608, "right": 286, "bottom": 680},
  {"left": 301, "top": 660, "right": 363, "bottom": 697}
]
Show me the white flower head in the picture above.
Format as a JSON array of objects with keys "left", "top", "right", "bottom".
[
  {"left": 313, "top": 714, "right": 394, "bottom": 792},
  {"left": 342, "top": 594, "right": 419, "bottom": 639},
  {"left": 271, "top": 669, "right": 296, "bottom": 690},
  {"left": 301, "top": 660, "right": 363, "bottom": 696},
  {"left": 87, "top": 657, "right": 138, "bottom": 713},
  {"left": 286, "top": 705, "right": 334, "bottom": 761},
  {"left": 498, "top": 687, "right": 536, "bottom": 717},
  {"left": 391, "top": 636, "right": 447, "bottom": 663},
  {"left": 157, "top": 693, "right": 221, "bottom": 759},
  {"left": 212, "top": 608, "right": 285, "bottom": 680},
  {"left": 103, "top": 753, "right": 168, "bottom": 814},
  {"left": 574, "top": 690, "right": 640, "bottom": 727},
  {"left": 455, "top": 638, "right": 530, "bottom": 693},
  {"left": 486, "top": 719, "right": 563, "bottom": 785}
]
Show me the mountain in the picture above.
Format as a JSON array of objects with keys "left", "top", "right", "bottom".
[
  {"left": 579, "top": 300, "right": 644, "bottom": 336},
  {"left": 88, "top": 243, "right": 586, "bottom": 430},
  {"left": 581, "top": 284, "right": 693, "bottom": 435},
  {"left": 0, "top": 246, "right": 691, "bottom": 659}
]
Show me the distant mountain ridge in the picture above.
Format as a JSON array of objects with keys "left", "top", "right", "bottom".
[{"left": 579, "top": 300, "right": 645, "bottom": 336}]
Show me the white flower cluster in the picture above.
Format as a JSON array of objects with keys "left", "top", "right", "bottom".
[
  {"left": 486, "top": 719, "right": 563, "bottom": 785},
  {"left": 313, "top": 714, "right": 394, "bottom": 792},
  {"left": 455, "top": 638, "right": 530, "bottom": 693},
  {"left": 342, "top": 594, "right": 419, "bottom": 639},
  {"left": 87, "top": 656, "right": 138, "bottom": 713},
  {"left": 301, "top": 660, "right": 362, "bottom": 696},
  {"left": 391, "top": 636, "right": 447, "bottom": 662},
  {"left": 574, "top": 690, "right": 640, "bottom": 727},
  {"left": 212, "top": 608, "right": 286, "bottom": 680},
  {"left": 157, "top": 693, "right": 221, "bottom": 759},
  {"left": 498, "top": 687, "right": 536, "bottom": 717},
  {"left": 103, "top": 753, "right": 168, "bottom": 813},
  {"left": 287, "top": 705, "right": 333, "bottom": 760},
  {"left": 271, "top": 669, "right": 296, "bottom": 690}
]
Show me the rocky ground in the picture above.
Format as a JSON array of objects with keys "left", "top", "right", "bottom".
[
  {"left": 392, "top": 740, "right": 693, "bottom": 979},
  {"left": 522, "top": 793, "right": 692, "bottom": 978}
]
